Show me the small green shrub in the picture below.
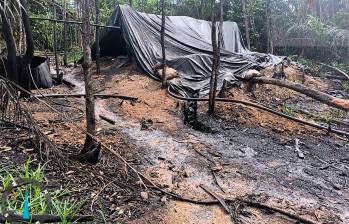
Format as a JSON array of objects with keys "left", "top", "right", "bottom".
[{"left": 282, "top": 104, "right": 296, "bottom": 116}]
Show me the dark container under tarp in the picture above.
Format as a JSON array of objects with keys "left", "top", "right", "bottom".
[{"left": 30, "top": 56, "right": 52, "bottom": 89}]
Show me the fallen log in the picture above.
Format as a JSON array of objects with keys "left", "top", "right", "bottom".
[
  {"left": 245, "top": 76, "right": 349, "bottom": 111},
  {"left": 33, "top": 93, "right": 138, "bottom": 101},
  {"left": 167, "top": 87, "right": 349, "bottom": 137},
  {"left": 318, "top": 62, "right": 349, "bottom": 80},
  {"left": 320, "top": 75, "right": 348, "bottom": 80},
  {"left": 0, "top": 214, "right": 93, "bottom": 223}
]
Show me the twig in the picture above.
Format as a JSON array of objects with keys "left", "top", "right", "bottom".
[
  {"left": 147, "top": 185, "right": 319, "bottom": 224},
  {"left": 200, "top": 184, "right": 230, "bottom": 214},
  {"left": 99, "top": 115, "right": 116, "bottom": 125},
  {"left": 33, "top": 93, "right": 138, "bottom": 101},
  {"left": 212, "top": 171, "right": 225, "bottom": 193},
  {"left": 90, "top": 180, "right": 116, "bottom": 211}
]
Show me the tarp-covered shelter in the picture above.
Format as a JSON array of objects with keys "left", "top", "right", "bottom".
[{"left": 93, "top": 5, "right": 283, "bottom": 97}]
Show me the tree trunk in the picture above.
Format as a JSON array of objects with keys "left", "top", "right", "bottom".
[
  {"left": 95, "top": 0, "right": 101, "bottom": 75},
  {"left": 0, "top": 4, "right": 18, "bottom": 84},
  {"left": 81, "top": 0, "right": 96, "bottom": 151},
  {"left": 129, "top": 0, "right": 132, "bottom": 7},
  {"left": 20, "top": 0, "right": 34, "bottom": 91},
  {"left": 208, "top": 0, "right": 223, "bottom": 115},
  {"left": 242, "top": 0, "right": 250, "bottom": 50},
  {"left": 63, "top": 0, "right": 68, "bottom": 67},
  {"left": 52, "top": 0, "right": 60, "bottom": 82},
  {"left": 160, "top": 0, "right": 167, "bottom": 88}
]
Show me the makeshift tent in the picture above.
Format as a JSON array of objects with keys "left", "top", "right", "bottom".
[{"left": 92, "top": 5, "right": 283, "bottom": 97}]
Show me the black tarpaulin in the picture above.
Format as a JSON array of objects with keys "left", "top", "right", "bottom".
[{"left": 94, "top": 5, "right": 283, "bottom": 97}]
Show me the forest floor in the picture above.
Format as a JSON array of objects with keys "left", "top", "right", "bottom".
[{"left": 1, "top": 57, "right": 349, "bottom": 223}]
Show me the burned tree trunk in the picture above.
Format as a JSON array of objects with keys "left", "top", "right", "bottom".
[
  {"left": 81, "top": 0, "right": 97, "bottom": 151},
  {"left": 208, "top": 0, "right": 223, "bottom": 115},
  {"left": 0, "top": 3, "right": 18, "bottom": 84},
  {"left": 242, "top": 0, "right": 251, "bottom": 50},
  {"left": 19, "top": 0, "right": 34, "bottom": 91},
  {"left": 160, "top": 0, "right": 167, "bottom": 88},
  {"left": 95, "top": 0, "right": 101, "bottom": 75}
]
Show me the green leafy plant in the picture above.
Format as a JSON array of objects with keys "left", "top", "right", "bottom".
[
  {"left": 0, "top": 159, "right": 84, "bottom": 224},
  {"left": 282, "top": 104, "right": 296, "bottom": 117},
  {"left": 67, "top": 47, "right": 83, "bottom": 64}
]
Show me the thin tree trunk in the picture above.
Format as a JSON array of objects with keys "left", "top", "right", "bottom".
[
  {"left": 20, "top": 0, "right": 34, "bottom": 91},
  {"left": 265, "top": 0, "right": 270, "bottom": 53},
  {"left": 129, "top": 0, "right": 132, "bottom": 7},
  {"left": 160, "top": 0, "right": 167, "bottom": 88},
  {"left": 81, "top": 0, "right": 96, "bottom": 151},
  {"left": 208, "top": 0, "right": 223, "bottom": 115},
  {"left": 18, "top": 10, "right": 23, "bottom": 54},
  {"left": 242, "top": 0, "right": 250, "bottom": 50},
  {"left": 52, "top": 0, "right": 60, "bottom": 82},
  {"left": 95, "top": 0, "right": 101, "bottom": 75},
  {"left": 63, "top": 0, "right": 68, "bottom": 67},
  {"left": 0, "top": 4, "right": 18, "bottom": 84}
]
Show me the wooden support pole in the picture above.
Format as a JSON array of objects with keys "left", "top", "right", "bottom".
[
  {"left": 52, "top": 1, "right": 60, "bottom": 82},
  {"left": 29, "top": 17, "right": 120, "bottom": 29}
]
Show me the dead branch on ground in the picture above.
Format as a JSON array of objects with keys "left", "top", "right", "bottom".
[
  {"left": 33, "top": 93, "right": 138, "bottom": 101},
  {"left": 318, "top": 62, "right": 349, "bottom": 80}
]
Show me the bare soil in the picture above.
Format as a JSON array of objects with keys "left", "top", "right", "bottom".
[{"left": 1, "top": 58, "right": 348, "bottom": 223}]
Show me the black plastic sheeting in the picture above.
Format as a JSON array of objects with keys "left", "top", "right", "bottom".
[{"left": 93, "top": 5, "right": 283, "bottom": 97}]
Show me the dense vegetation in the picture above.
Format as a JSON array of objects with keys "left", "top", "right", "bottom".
[{"left": 0, "top": 0, "right": 348, "bottom": 64}]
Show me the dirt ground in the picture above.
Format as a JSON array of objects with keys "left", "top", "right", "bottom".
[{"left": 1, "top": 58, "right": 349, "bottom": 223}]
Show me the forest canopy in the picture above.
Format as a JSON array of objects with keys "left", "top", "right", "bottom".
[{"left": 1, "top": 0, "right": 349, "bottom": 63}]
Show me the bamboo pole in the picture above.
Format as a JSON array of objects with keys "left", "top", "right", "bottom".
[{"left": 29, "top": 17, "right": 120, "bottom": 29}]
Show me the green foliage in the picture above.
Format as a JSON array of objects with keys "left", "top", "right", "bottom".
[
  {"left": 0, "top": 159, "right": 84, "bottom": 223},
  {"left": 67, "top": 47, "right": 83, "bottom": 64},
  {"left": 307, "top": 15, "right": 325, "bottom": 39},
  {"left": 282, "top": 104, "right": 296, "bottom": 116}
]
